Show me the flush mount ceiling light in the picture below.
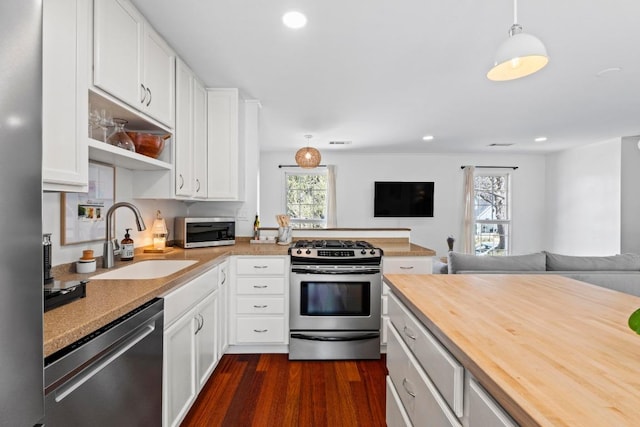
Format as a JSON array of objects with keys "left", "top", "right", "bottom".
[
  {"left": 534, "top": 136, "right": 548, "bottom": 142},
  {"left": 422, "top": 135, "right": 435, "bottom": 141},
  {"left": 295, "top": 135, "right": 321, "bottom": 168},
  {"left": 282, "top": 11, "right": 307, "bottom": 29},
  {"left": 487, "top": 0, "right": 549, "bottom": 81}
]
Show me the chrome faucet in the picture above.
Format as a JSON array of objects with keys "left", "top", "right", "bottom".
[{"left": 103, "top": 202, "right": 146, "bottom": 268}]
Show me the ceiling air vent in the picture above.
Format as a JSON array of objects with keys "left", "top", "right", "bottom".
[
  {"left": 488, "top": 143, "right": 514, "bottom": 147},
  {"left": 329, "top": 141, "right": 352, "bottom": 145}
]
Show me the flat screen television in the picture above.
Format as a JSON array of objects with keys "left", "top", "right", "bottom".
[{"left": 374, "top": 181, "right": 434, "bottom": 217}]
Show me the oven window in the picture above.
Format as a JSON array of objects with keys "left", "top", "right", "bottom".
[{"left": 300, "top": 282, "right": 371, "bottom": 316}]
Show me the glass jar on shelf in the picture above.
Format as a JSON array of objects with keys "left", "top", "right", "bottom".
[{"left": 106, "top": 118, "right": 135, "bottom": 152}]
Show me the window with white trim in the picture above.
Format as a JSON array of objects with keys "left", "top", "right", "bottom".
[
  {"left": 474, "top": 172, "right": 511, "bottom": 256},
  {"left": 285, "top": 170, "right": 327, "bottom": 228}
]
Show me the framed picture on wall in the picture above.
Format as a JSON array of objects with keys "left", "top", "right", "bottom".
[{"left": 61, "top": 162, "right": 115, "bottom": 245}]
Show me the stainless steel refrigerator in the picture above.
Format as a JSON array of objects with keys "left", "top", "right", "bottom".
[{"left": 0, "top": 0, "right": 45, "bottom": 425}]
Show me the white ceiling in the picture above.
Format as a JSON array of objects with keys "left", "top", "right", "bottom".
[{"left": 131, "top": 0, "right": 640, "bottom": 154}]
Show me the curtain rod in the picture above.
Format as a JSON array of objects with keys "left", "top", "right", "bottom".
[
  {"left": 460, "top": 166, "right": 518, "bottom": 170},
  {"left": 278, "top": 164, "right": 327, "bottom": 168}
]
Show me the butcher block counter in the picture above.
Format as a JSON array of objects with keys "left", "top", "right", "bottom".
[
  {"left": 384, "top": 273, "right": 640, "bottom": 426},
  {"left": 45, "top": 239, "right": 433, "bottom": 357}
]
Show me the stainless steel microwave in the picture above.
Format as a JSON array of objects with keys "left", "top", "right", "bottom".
[{"left": 174, "top": 217, "right": 235, "bottom": 248}]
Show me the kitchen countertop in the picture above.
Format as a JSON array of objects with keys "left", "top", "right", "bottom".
[
  {"left": 384, "top": 273, "right": 640, "bottom": 427},
  {"left": 44, "top": 239, "right": 434, "bottom": 358}
]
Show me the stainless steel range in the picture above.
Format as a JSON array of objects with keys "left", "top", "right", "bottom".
[{"left": 288, "top": 240, "right": 383, "bottom": 360}]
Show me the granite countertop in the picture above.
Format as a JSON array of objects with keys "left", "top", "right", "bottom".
[
  {"left": 384, "top": 273, "right": 640, "bottom": 426},
  {"left": 44, "top": 239, "right": 434, "bottom": 357}
]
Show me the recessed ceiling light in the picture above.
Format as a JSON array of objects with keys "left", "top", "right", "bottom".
[
  {"left": 282, "top": 11, "right": 307, "bottom": 29},
  {"left": 534, "top": 136, "right": 548, "bottom": 142},
  {"left": 422, "top": 135, "right": 434, "bottom": 141}
]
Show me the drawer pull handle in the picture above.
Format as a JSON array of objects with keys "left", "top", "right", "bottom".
[
  {"left": 399, "top": 266, "right": 414, "bottom": 270},
  {"left": 253, "top": 304, "right": 268, "bottom": 308},
  {"left": 253, "top": 265, "right": 268, "bottom": 269},
  {"left": 402, "top": 378, "right": 416, "bottom": 398},
  {"left": 403, "top": 326, "right": 417, "bottom": 341},
  {"left": 253, "top": 285, "right": 268, "bottom": 289},
  {"left": 253, "top": 329, "right": 268, "bottom": 333}
]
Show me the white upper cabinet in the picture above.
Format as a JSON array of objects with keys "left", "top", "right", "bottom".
[
  {"left": 192, "top": 80, "right": 208, "bottom": 199},
  {"left": 207, "top": 89, "right": 244, "bottom": 200},
  {"left": 42, "top": 0, "right": 89, "bottom": 192},
  {"left": 174, "top": 58, "right": 194, "bottom": 197},
  {"left": 174, "top": 59, "right": 208, "bottom": 199},
  {"left": 93, "top": 0, "right": 175, "bottom": 128},
  {"left": 142, "top": 26, "right": 176, "bottom": 126}
]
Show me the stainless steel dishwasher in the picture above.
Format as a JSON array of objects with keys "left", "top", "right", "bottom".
[{"left": 43, "top": 298, "right": 164, "bottom": 426}]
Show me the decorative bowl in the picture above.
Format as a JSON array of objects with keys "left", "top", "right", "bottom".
[{"left": 126, "top": 132, "right": 170, "bottom": 159}]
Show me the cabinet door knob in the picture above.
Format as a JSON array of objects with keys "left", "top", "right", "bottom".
[
  {"left": 403, "top": 326, "right": 417, "bottom": 341},
  {"left": 195, "top": 179, "right": 200, "bottom": 192},
  {"left": 402, "top": 378, "right": 416, "bottom": 398},
  {"left": 178, "top": 174, "right": 184, "bottom": 189},
  {"left": 140, "top": 84, "right": 147, "bottom": 103},
  {"left": 253, "top": 285, "right": 268, "bottom": 289},
  {"left": 146, "top": 87, "right": 152, "bottom": 106},
  {"left": 399, "top": 266, "right": 414, "bottom": 270},
  {"left": 253, "top": 329, "right": 268, "bottom": 333},
  {"left": 253, "top": 304, "right": 268, "bottom": 309},
  {"left": 253, "top": 265, "right": 268, "bottom": 269}
]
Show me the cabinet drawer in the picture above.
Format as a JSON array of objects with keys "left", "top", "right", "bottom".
[
  {"left": 467, "top": 378, "right": 517, "bottom": 427},
  {"left": 386, "top": 376, "right": 412, "bottom": 427},
  {"left": 383, "top": 256, "right": 432, "bottom": 274},
  {"left": 389, "top": 292, "right": 464, "bottom": 417},
  {"left": 163, "top": 268, "right": 217, "bottom": 327},
  {"left": 236, "top": 277, "right": 285, "bottom": 295},
  {"left": 236, "top": 257, "right": 286, "bottom": 276},
  {"left": 237, "top": 297, "right": 285, "bottom": 315},
  {"left": 236, "top": 317, "right": 285, "bottom": 343},
  {"left": 387, "top": 324, "right": 461, "bottom": 427}
]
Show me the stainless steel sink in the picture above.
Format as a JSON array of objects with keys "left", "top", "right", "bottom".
[{"left": 91, "top": 260, "right": 198, "bottom": 280}]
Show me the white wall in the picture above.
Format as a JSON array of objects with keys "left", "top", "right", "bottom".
[
  {"left": 260, "top": 151, "right": 546, "bottom": 257},
  {"left": 544, "top": 138, "right": 621, "bottom": 255}
]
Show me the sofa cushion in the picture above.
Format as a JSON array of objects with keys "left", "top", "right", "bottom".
[
  {"left": 545, "top": 252, "right": 640, "bottom": 271},
  {"left": 448, "top": 252, "right": 546, "bottom": 274}
]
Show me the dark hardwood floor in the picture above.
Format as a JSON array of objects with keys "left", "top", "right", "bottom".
[{"left": 181, "top": 354, "right": 388, "bottom": 427}]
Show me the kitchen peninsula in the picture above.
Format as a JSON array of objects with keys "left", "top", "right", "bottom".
[{"left": 384, "top": 273, "right": 640, "bottom": 426}]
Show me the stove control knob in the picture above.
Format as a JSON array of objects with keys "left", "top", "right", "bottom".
[
  {"left": 296, "top": 249, "right": 302, "bottom": 254},
  {"left": 361, "top": 249, "right": 367, "bottom": 255},
  {"left": 306, "top": 249, "right": 311, "bottom": 255},
  {"left": 370, "top": 249, "right": 376, "bottom": 255}
]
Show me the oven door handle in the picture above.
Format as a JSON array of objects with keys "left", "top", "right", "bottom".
[
  {"left": 291, "top": 268, "right": 380, "bottom": 275},
  {"left": 290, "top": 332, "right": 380, "bottom": 342}
]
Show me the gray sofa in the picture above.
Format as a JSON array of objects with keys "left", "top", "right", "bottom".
[{"left": 441, "top": 251, "right": 640, "bottom": 297}]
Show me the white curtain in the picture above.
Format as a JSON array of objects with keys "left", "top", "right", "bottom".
[
  {"left": 462, "top": 165, "right": 475, "bottom": 254},
  {"left": 326, "top": 165, "right": 337, "bottom": 228}
]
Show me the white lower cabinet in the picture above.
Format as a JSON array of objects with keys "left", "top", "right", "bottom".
[
  {"left": 217, "top": 259, "right": 230, "bottom": 356},
  {"left": 163, "top": 266, "right": 220, "bottom": 427},
  {"left": 381, "top": 256, "right": 433, "bottom": 345},
  {"left": 230, "top": 256, "right": 289, "bottom": 349},
  {"left": 387, "top": 289, "right": 518, "bottom": 427},
  {"left": 387, "top": 324, "right": 461, "bottom": 427}
]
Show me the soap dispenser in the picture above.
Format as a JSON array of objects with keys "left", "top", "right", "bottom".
[{"left": 121, "top": 228, "right": 134, "bottom": 261}]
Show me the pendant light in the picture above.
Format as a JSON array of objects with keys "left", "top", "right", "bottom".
[
  {"left": 487, "top": 0, "right": 548, "bottom": 81},
  {"left": 295, "top": 134, "right": 321, "bottom": 168}
]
